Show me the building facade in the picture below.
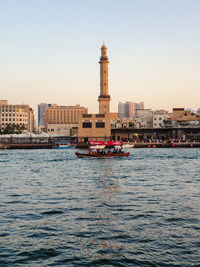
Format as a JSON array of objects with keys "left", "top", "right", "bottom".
[
  {"left": 134, "top": 109, "right": 153, "bottom": 128},
  {"left": 152, "top": 110, "right": 170, "bottom": 128},
  {"left": 0, "top": 100, "right": 35, "bottom": 132},
  {"left": 45, "top": 104, "right": 88, "bottom": 135}
]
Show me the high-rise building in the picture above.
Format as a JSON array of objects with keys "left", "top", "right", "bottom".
[
  {"left": 118, "top": 102, "right": 125, "bottom": 119},
  {"left": 0, "top": 100, "right": 35, "bottom": 132},
  {"left": 118, "top": 101, "right": 144, "bottom": 119},
  {"left": 38, "top": 103, "right": 52, "bottom": 127}
]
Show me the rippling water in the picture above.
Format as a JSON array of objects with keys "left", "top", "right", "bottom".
[{"left": 0, "top": 148, "right": 200, "bottom": 266}]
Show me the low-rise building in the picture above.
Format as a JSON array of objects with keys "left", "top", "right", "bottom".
[
  {"left": 153, "top": 110, "right": 170, "bottom": 128},
  {"left": 78, "top": 113, "right": 111, "bottom": 142},
  {"left": 45, "top": 104, "right": 88, "bottom": 135},
  {"left": 172, "top": 108, "right": 198, "bottom": 122},
  {"left": 134, "top": 109, "right": 153, "bottom": 128}
]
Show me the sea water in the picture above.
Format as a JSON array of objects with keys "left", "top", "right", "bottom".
[{"left": 0, "top": 148, "right": 200, "bottom": 266}]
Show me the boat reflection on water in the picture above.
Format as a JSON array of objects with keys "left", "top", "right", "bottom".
[{"left": 77, "top": 160, "right": 130, "bottom": 261}]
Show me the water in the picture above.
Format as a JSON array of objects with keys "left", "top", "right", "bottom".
[{"left": 0, "top": 148, "right": 200, "bottom": 266}]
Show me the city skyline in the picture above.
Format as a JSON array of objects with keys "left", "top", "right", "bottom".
[{"left": 1, "top": 0, "right": 200, "bottom": 114}]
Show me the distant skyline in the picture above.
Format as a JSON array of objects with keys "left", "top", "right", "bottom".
[{"left": 0, "top": 0, "right": 200, "bottom": 114}]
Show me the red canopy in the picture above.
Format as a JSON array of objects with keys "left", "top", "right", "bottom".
[{"left": 89, "top": 141, "right": 123, "bottom": 146}]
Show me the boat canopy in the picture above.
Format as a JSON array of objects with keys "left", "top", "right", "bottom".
[{"left": 89, "top": 141, "right": 123, "bottom": 146}]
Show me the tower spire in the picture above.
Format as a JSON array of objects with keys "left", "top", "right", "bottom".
[{"left": 98, "top": 44, "right": 110, "bottom": 114}]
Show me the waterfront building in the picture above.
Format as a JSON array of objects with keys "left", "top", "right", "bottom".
[
  {"left": 172, "top": 108, "right": 197, "bottom": 121},
  {"left": 45, "top": 104, "right": 88, "bottom": 135},
  {"left": 111, "top": 127, "right": 200, "bottom": 142},
  {"left": 38, "top": 103, "right": 53, "bottom": 128},
  {"left": 153, "top": 110, "right": 170, "bottom": 128},
  {"left": 134, "top": 109, "right": 153, "bottom": 128},
  {"left": 118, "top": 101, "right": 144, "bottom": 119},
  {"left": 172, "top": 108, "right": 199, "bottom": 127},
  {"left": 78, "top": 44, "right": 111, "bottom": 142},
  {"left": 0, "top": 100, "right": 35, "bottom": 132}
]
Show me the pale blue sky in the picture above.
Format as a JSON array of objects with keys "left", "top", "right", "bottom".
[{"left": 0, "top": 0, "right": 200, "bottom": 114}]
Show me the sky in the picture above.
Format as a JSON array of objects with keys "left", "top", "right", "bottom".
[{"left": 0, "top": 0, "right": 200, "bottom": 115}]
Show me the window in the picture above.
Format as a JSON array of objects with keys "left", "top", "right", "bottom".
[
  {"left": 96, "top": 122, "right": 105, "bottom": 128},
  {"left": 82, "top": 122, "right": 92, "bottom": 128}
]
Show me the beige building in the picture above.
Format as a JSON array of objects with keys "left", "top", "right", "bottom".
[
  {"left": 45, "top": 104, "right": 87, "bottom": 135},
  {"left": 110, "top": 112, "right": 119, "bottom": 121},
  {"left": 78, "top": 44, "right": 111, "bottom": 141},
  {"left": 0, "top": 100, "right": 35, "bottom": 132},
  {"left": 172, "top": 108, "right": 198, "bottom": 121},
  {"left": 78, "top": 113, "right": 111, "bottom": 142}
]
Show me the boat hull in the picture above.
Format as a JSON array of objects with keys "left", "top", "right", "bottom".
[{"left": 75, "top": 152, "right": 130, "bottom": 158}]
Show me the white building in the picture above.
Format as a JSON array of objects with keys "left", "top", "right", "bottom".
[{"left": 153, "top": 110, "right": 171, "bottom": 128}]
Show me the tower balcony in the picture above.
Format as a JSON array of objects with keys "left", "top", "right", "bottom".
[{"left": 98, "top": 95, "right": 110, "bottom": 100}]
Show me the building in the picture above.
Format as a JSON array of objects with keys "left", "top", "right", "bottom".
[
  {"left": 134, "top": 109, "right": 153, "bottom": 128},
  {"left": 118, "top": 102, "right": 125, "bottom": 119},
  {"left": 111, "top": 127, "right": 200, "bottom": 142},
  {"left": 45, "top": 104, "right": 88, "bottom": 135},
  {"left": 0, "top": 100, "right": 35, "bottom": 132},
  {"left": 38, "top": 103, "right": 52, "bottom": 128},
  {"left": 118, "top": 101, "right": 144, "bottom": 119},
  {"left": 78, "top": 44, "right": 111, "bottom": 142},
  {"left": 110, "top": 112, "right": 119, "bottom": 121},
  {"left": 172, "top": 108, "right": 199, "bottom": 127},
  {"left": 153, "top": 110, "right": 170, "bottom": 128},
  {"left": 172, "top": 108, "right": 197, "bottom": 121}
]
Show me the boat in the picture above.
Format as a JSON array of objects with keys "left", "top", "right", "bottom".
[
  {"left": 75, "top": 141, "right": 130, "bottom": 158},
  {"left": 122, "top": 144, "right": 134, "bottom": 149},
  {"left": 54, "top": 142, "right": 74, "bottom": 149}
]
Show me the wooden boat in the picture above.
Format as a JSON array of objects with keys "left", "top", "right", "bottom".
[
  {"left": 75, "top": 141, "right": 130, "bottom": 158},
  {"left": 75, "top": 151, "right": 130, "bottom": 158}
]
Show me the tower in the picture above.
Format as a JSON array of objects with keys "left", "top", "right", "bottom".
[{"left": 98, "top": 44, "right": 110, "bottom": 114}]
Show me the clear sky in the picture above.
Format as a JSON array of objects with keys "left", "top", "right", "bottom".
[{"left": 0, "top": 0, "right": 200, "bottom": 114}]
